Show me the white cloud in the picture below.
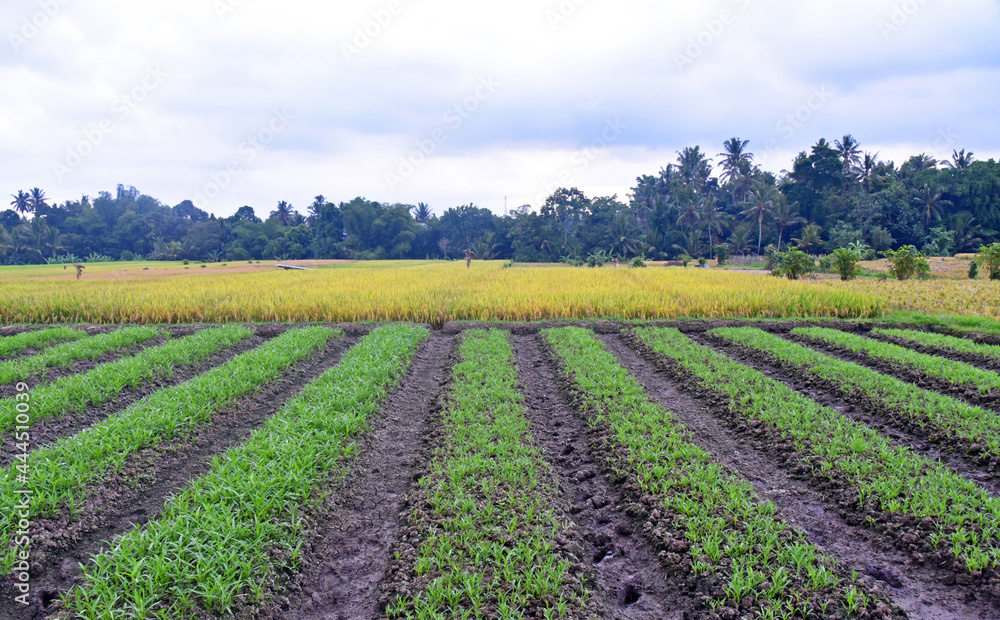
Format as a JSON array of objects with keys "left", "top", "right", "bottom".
[{"left": 1, "top": 0, "right": 998, "bottom": 215}]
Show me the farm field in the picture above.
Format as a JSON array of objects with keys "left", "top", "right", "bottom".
[{"left": 1, "top": 316, "right": 1000, "bottom": 619}]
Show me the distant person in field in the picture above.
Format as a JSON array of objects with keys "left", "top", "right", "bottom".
[
  {"left": 74, "top": 264, "right": 85, "bottom": 279},
  {"left": 465, "top": 249, "right": 474, "bottom": 269}
]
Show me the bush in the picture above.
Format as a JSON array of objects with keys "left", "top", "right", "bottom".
[
  {"left": 182, "top": 259, "right": 190, "bottom": 265},
  {"left": 697, "top": 257, "right": 707, "bottom": 267},
  {"left": 817, "top": 256, "right": 833, "bottom": 272},
  {"left": 770, "top": 247, "right": 815, "bottom": 280},
  {"left": 630, "top": 257, "right": 647, "bottom": 268},
  {"left": 679, "top": 254, "right": 692, "bottom": 267},
  {"left": 714, "top": 244, "right": 729, "bottom": 266},
  {"left": 970, "top": 261, "right": 980, "bottom": 280},
  {"left": 883, "top": 245, "right": 930, "bottom": 281},
  {"left": 120, "top": 250, "right": 135, "bottom": 262},
  {"left": 830, "top": 248, "right": 862, "bottom": 281},
  {"left": 978, "top": 243, "right": 1000, "bottom": 280}
]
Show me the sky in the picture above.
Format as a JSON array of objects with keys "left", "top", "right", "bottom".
[{"left": 2, "top": 0, "right": 999, "bottom": 218}]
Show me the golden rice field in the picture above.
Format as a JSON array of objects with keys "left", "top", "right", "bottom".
[
  {"left": 0, "top": 261, "right": 887, "bottom": 324},
  {"left": 831, "top": 278, "right": 1000, "bottom": 319}
]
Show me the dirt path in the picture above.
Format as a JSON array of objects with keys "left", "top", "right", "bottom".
[
  {"left": 0, "top": 334, "right": 360, "bottom": 620},
  {"left": 513, "top": 334, "right": 694, "bottom": 619},
  {"left": 272, "top": 333, "right": 453, "bottom": 620},
  {"left": 605, "top": 332, "right": 999, "bottom": 620}
]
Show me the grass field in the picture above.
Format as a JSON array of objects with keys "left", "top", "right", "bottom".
[{"left": 2, "top": 262, "right": 1000, "bottom": 619}]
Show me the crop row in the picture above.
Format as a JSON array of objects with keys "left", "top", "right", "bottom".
[
  {"left": 873, "top": 328, "right": 1000, "bottom": 363},
  {"left": 545, "top": 327, "right": 892, "bottom": 619},
  {"left": 0, "top": 327, "right": 84, "bottom": 359},
  {"left": 712, "top": 327, "right": 1000, "bottom": 464},
  {"left": 64, "top": 324, "right": 427, "bottom": 617},
  {"left": 0, "top": 324, "right": 253, "bottom": 434},
  {"left": 794, "top": 327, "right": 1000, "bottom": 396},
  {"left": 633, "top": 327, "right": 1000, "bottom": 574},
  {"left": 386, "top": 329, "right": 588, "bottom": 619},
  {"left": 0, "top": 326, "right": 338, "bottom": 572},
  {"left": 0, "top": 326, "right": 162, "bottom": 385}
]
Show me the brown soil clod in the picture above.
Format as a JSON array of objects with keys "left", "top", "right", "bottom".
[
  {"left": 0, "top": 333, "right": 361, "bottom": 620},
  {"left": 271, "top": 332, "right": 454, "bottom": 620},
  {"left": 608, "top": 330, "right": 1000, "bottom": 620},
  {"left": 513, "top": 333, "right": 695, "bottom": 619}
]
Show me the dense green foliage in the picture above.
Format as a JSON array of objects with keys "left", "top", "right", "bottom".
[
  {"left": 64, "top": 325, "right": 424, "bottom": 617},
  {"left": 635, "top": 327, "right": 1000, "bottom": 573},
  {"left": 874, "top": 328, "right": 1000, "bottom": 361},
  {"left": 883, "top": 246, "right": 930, "bottom": 280},
  {"left": 716, "top": 327, "right": 1000, "bottom": 461},
  {"left": 0, "top": 327, "right": 84, "bottom": 358},
  {"left": 545, "top": 327, "right": 877, "bottom": 618},
  {"left": 0, "top": 326, "right": 162, "bottom": 384},
  {"left": 0, "top": 325, "right": 252, "bottom": 433},
  {"left": 388, "top": 330, "right": 584, "bottom": 618},
  {"left": 0, "top": 326, "right": 337, "bottom": 573},
  {"left": 4, "top": 140, "right": 998, "bottom": 264}
]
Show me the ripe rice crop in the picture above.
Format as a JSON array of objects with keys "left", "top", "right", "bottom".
[{"left": 0, "top": 262, "right": 884, "bottom": 324}]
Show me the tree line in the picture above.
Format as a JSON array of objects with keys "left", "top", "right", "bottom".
[{"left": 3, "top": 136, "right": 998, "bottom": 265}]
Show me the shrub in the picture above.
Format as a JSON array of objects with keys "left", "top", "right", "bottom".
[
  {"left": 770, "top": 246, "right": 815, "bottom": 280},
  {"left": 630, "top": 257, "right": 647, "bottom": 268},
  {"left": 679, "top": 254, "right": 692, "bottom": 267},
  {"left": 120, "top": 250, "right": 135, "bottom": 262},
  {"left": 978, "top": 243, "right": 1000, "bottom": 280},
  {"left": 714, "top": 244, "right": 729, "bottom": 266},
  {"left": 830, "top": 248, "right": 862, "bottom": 281},
  {"left": 182, "top": 259, "right": 190, "bottom": 265},
  {"left": 884, "top": 245, "right": 930, "bottom": 281},
  {"left": 970, "top": 261, "right": 980, "bottom": 280}
]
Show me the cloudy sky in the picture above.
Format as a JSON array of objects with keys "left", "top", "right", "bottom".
[{"left": 2, "top": 0, "right": 999, "bottom": 218}]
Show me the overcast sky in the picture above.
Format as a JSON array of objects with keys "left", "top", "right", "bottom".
[{"left": 2, "top": 0, "right": 999, "bottom": 218}]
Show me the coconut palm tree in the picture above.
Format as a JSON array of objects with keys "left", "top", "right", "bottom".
[
  {"left": 675, "top": 146, "right": 713, "bottom": 192},
  {"left": 943, "top": 149, "right": 975, "bottom": 170},
  {"left": 44, "top": 226, "right": 67, "bottom": 258},
  {"left": 911, "top": 184, "right": 953, "bottom": 231},
  {"left": 698, "top": 198, "right": 727, "bottom": 258},
  {"left": 718, "top": 138, "right": 752, "bottom": 183},
  {"left": 950, "top": 212, "right": 985, "bottom": 252},
  {"left": 860, "top": 152, "right": 879, "bottom": 193},
  {"left": 9, "top": 190, "right": 31, "bottom": 217},
  {"left": 411, "top": 202, "right": 433, "bottom": 225},
  {"left": 741, "top": 185, "right": 781, "bottom": 255},
  {"left": 675, "top": 200, "right": 700, "bottom": 232},
  {"left": 606, "top": 212, "right": 641, "bottom": 258},
  {"left": 270, "top": 201, "right": 295, "bottom": 226},
  {"left": 728, "top": 223, "right": 753, "bottom": 257},
  {"left": 835, "top": 135, "right": 862, "bottom": 170},
  {"left": 793, "top": 224, "right": 823, "bottom": 254},
  {"left": 28, "top": 188, "right": 48, "bottom": 216},
  {"left": 771, "top": 199, "right": 806, "bottom": 251}
]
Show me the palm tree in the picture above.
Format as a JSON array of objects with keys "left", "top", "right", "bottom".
[
  {"left": 270, "top": 201, "right": 295, "bottom": 226},
  {"left": 834, "top": 135, "right": 862, "bottom": 170},
  {"left": 741, "top": 185, "right": 781, "bottom": 255},
  {"left": 471, "top": 232, "right": 499, "bottom": 260},
  {"left": 943, "top": 149, "right": 975, "bottom": 170},
  {"left": 9, "top": 190, "right": 31, "bottom": 217},
  {"left": 950, "top": 212, "right": 984, "bottom": 252},
  {"left": 606, "top": 213, "right": 641, "bottom": 257},
  {"left": 718, "top": 138, "right": 752, "bottom": 184},
  {"left": 793, "top": 224, "right": 823, "bottom": 254},
  {"left": 860, "top": 152, "right": 879, "bottom": 193},
  {"left": 411, "top": 202, "right": 433, "bottom": 225},
  {"left": 911, "top": 184, "right": 953, "bottom": 231},
  {"left": 698, "top": 198, "right": 727, "bottom": 258},
  {"left": 771, "top": 199, "right": 806, "bottom": 251},
  {"left": 44, "top": 226, "right": 67, "bottom": 258},
  {"left": 29, "top": 188, "right": 48, "bottom": 216},
  {"left": 676, "top": 147, "right": 713, "bottom": 192},
  {"left": 728, "top": 223, "right": 753, "bottom": 257},
  {"left": 675, "top": 200, "right": 700, "bottom": 231}
]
